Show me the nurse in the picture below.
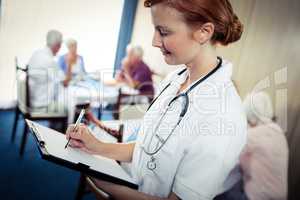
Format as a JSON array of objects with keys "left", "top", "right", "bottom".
[{"left": 66, "top": 0, "right": 247, "bottom": 199}]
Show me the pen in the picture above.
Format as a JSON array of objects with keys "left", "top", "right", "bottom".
[{"left": 65, "top": 109, "right": 85, "bottom": 149}]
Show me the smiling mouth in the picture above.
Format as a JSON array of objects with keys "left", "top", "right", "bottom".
[{"left": 161, "top": 49, "right": 171, "bottom": 56}]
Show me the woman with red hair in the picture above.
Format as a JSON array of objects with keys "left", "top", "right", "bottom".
[{"left": 66, "top": 0, "right": 246, "bottom": 199}]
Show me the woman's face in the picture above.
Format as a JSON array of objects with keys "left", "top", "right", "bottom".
[
  {"left": 68, "top": 43, "right": 77, "bottom": 54},
  {"left": 151, "top": 4, "right": 200, "bottom": 65}
]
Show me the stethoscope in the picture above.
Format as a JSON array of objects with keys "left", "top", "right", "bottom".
[{"left": 142, "top": 57, "right": 223, "bottom": 171}]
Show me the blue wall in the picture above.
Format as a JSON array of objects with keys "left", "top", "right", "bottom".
[{"left": 113, "top": 0, "right": 138, "bottom": 74}]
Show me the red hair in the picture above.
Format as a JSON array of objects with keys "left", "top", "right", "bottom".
[{"left": 144, "top": 0, "right": 243, "bottom": 46}]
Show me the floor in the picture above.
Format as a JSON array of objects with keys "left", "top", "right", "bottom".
[{"left": 0, "top": 108, "right": 113, "bottom": 200}]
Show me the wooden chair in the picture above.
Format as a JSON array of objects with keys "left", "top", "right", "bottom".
[
  {"left": 112, "top": 87, "right": 152, "bottom": 120},
  {"left": 75, "top": 173, "right": 115, "bottom": 200},
  {"left": 11, "top": 61, "right": 68, "bottom": 156},
  {"left": 112, "top": 69, "right": 165, "bottom": 120},
  {"left": 85, "top": 176, "right": 114, "bottom": 200}
]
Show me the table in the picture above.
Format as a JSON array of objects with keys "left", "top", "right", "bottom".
[{"left": 62, "top": 76, "right": 139, "bottom": 123}]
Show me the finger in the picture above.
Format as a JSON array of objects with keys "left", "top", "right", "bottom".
[
  {"left": 75, "top": 124, "right": 90, "bottom": 138},
  {"left": 69, "top": 126, "right": 84, "bottom": 140},
  {"left": 78, "top": 123, "right": 86, "bottom": 129},
  {"left": 67, "top": 124, "right": 76, "bottom": 132},
  {"left": 72, "top": 123, "right": 85, "bottom": 133},
  {"left": 66, "top": 124, "right": 76, "bottom": 137},
  {"left": 80, "top": 147, "right": 94, "bottom": 154},
  {"left": 69, "top": 139, "right": 84, "bottom": 148},
  {"left": 69, "top": 131, "right": 81, "bottom": 140},
  {"left": 69, "top": 141, "right": 82, "bottom": 148}
]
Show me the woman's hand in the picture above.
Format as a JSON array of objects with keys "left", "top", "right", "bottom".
[
  {"left": 63, "top": 78, "right": 70, "bottom": 87},
  {"left": 115, "top": 70, "right": 126, "bottom": 82},
  {"left": 66, "top": 124, "right": 101, "bottom": 154},
  {"left": 66, "top": 124, "right": 136, "bottom": 162}
]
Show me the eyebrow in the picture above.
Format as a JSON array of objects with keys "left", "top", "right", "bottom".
[{"left": 155, "top": 25, "right": 169, "bottom": 30}]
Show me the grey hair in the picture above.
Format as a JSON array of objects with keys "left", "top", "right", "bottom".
[
  {"left": 65, "top": 38, "right": 77, "bottom": 48},
  {"left": 126, "top": 44, "right": 144, "bottom": 58},
  {"left": 243, "top": 91, "right": 274, "bottom": 126},
  {"left": 46, "top": 30, "right": 63, "bottom": 47}
]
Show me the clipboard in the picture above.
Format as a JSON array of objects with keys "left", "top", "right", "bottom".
[{"left": 25, "top": 119, "right": 138, "bottom": 189}]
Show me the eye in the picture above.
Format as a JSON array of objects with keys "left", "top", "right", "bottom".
[
  {"left": 160, "top": 30, "right": 169, "bottom": 37},
  {"left": 158, "top": 28, "right": 170, "bottom": 37}
]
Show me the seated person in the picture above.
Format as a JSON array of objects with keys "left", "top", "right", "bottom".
[
  {"left": 58, "top": 38, "right": 86, "bottom": 87},
  {"left": 28, "top": 29, "right": 65, "bottom": 111},
  {"left": 241, "top": 92, "right": 288, "bottom": 200},
  {"left": 219, "top": 92, "right": 288, "bottom": 200},
  {"left": 113, "top": 44, "right": 154, "bottom": 98}
]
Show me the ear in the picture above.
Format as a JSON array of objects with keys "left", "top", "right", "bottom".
[{"left": 193, "top": 22, "right": 215, "bottom": 44}]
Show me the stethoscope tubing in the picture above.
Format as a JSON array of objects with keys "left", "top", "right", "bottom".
[{"left": 142, "top": 57, "right": 223, "bottom": 157}]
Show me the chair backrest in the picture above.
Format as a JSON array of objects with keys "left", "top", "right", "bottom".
[
  {"left": 16, "top": 58, "right": 29, "bottom": 113},
  {"left": 85, "top": 177, "right": 112, "bottom": 200},
  {"left": 113, "top": 88, "right": 150, "bottom": 120},
  {"left": 119, "top": 103, "right": 148, "bottom": 120}
]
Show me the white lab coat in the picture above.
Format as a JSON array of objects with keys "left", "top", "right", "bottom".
[
  {"left": 28, "top": 47, "right": 65, "bottom": 109},
  {"left": 131, "top": 59, "right": 247, "bottom": 200}
]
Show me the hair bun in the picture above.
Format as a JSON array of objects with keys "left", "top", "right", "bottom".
[{"left": 221, "top": 14, "right": 244, "bottom": 46}]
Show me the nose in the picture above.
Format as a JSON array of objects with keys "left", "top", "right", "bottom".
[{"left": 152, "top": 31, "right": 162, "bottom": 48}]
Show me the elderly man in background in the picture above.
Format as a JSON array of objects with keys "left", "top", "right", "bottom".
[{"left": 28, "top": 30, "right": 66, "bottom": 113}]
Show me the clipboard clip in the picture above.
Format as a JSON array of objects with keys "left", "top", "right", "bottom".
[
  {"left": 28, "top": 121, "right": 46, "bottom": 148},
  {"left": 39, "top": 141, "right": 45, "bottom": 148}
]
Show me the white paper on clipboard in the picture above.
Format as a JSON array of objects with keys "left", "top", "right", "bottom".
[{"left": 25, "top": 119, "right": 137, "bottom": 188}]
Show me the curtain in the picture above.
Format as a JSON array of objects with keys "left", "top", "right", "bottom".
[{"left": 113, "top": 0, "right": 138, "bottom": 74}]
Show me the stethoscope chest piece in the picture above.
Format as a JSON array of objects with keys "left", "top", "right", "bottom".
[{"left": 147, "top": 156, "right": 156, "bottom": 171}]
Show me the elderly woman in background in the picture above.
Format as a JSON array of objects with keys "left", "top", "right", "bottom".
[
  {"left": 240, "top": 92, "right": 288, "bottom": 200},
  {"left": 58, "top": 38, "right": 86, "bottom": 87},
  {"left": 219, "top": 91, "right": 289, "bottom": 200},
  {"left": 240, "top": 92, "right": 289, "bottom": 200},
  {"left": 115, "top": 44, "right": 154, "bottom": 97}
]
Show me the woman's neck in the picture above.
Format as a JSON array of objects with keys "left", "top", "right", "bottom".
[
  {"left": 185, "top": 50, "right": 218, "bottom": 84},
  {"left": 66, "top": 52, "right": 77, "bottom": 66},
  {"left": 68, "top": 51, "right": 77, "bottom": 57}
]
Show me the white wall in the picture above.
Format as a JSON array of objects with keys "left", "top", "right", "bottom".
[{"left": 0, "top": 0, "right": 123, "bottom": 103}]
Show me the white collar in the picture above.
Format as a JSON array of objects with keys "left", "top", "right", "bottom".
[
  {"left": 170, "top": 58, "right": 233, "bottom": 93},
  {"left": 171, "top": 68, "right": 189, "bottom": 90}
]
